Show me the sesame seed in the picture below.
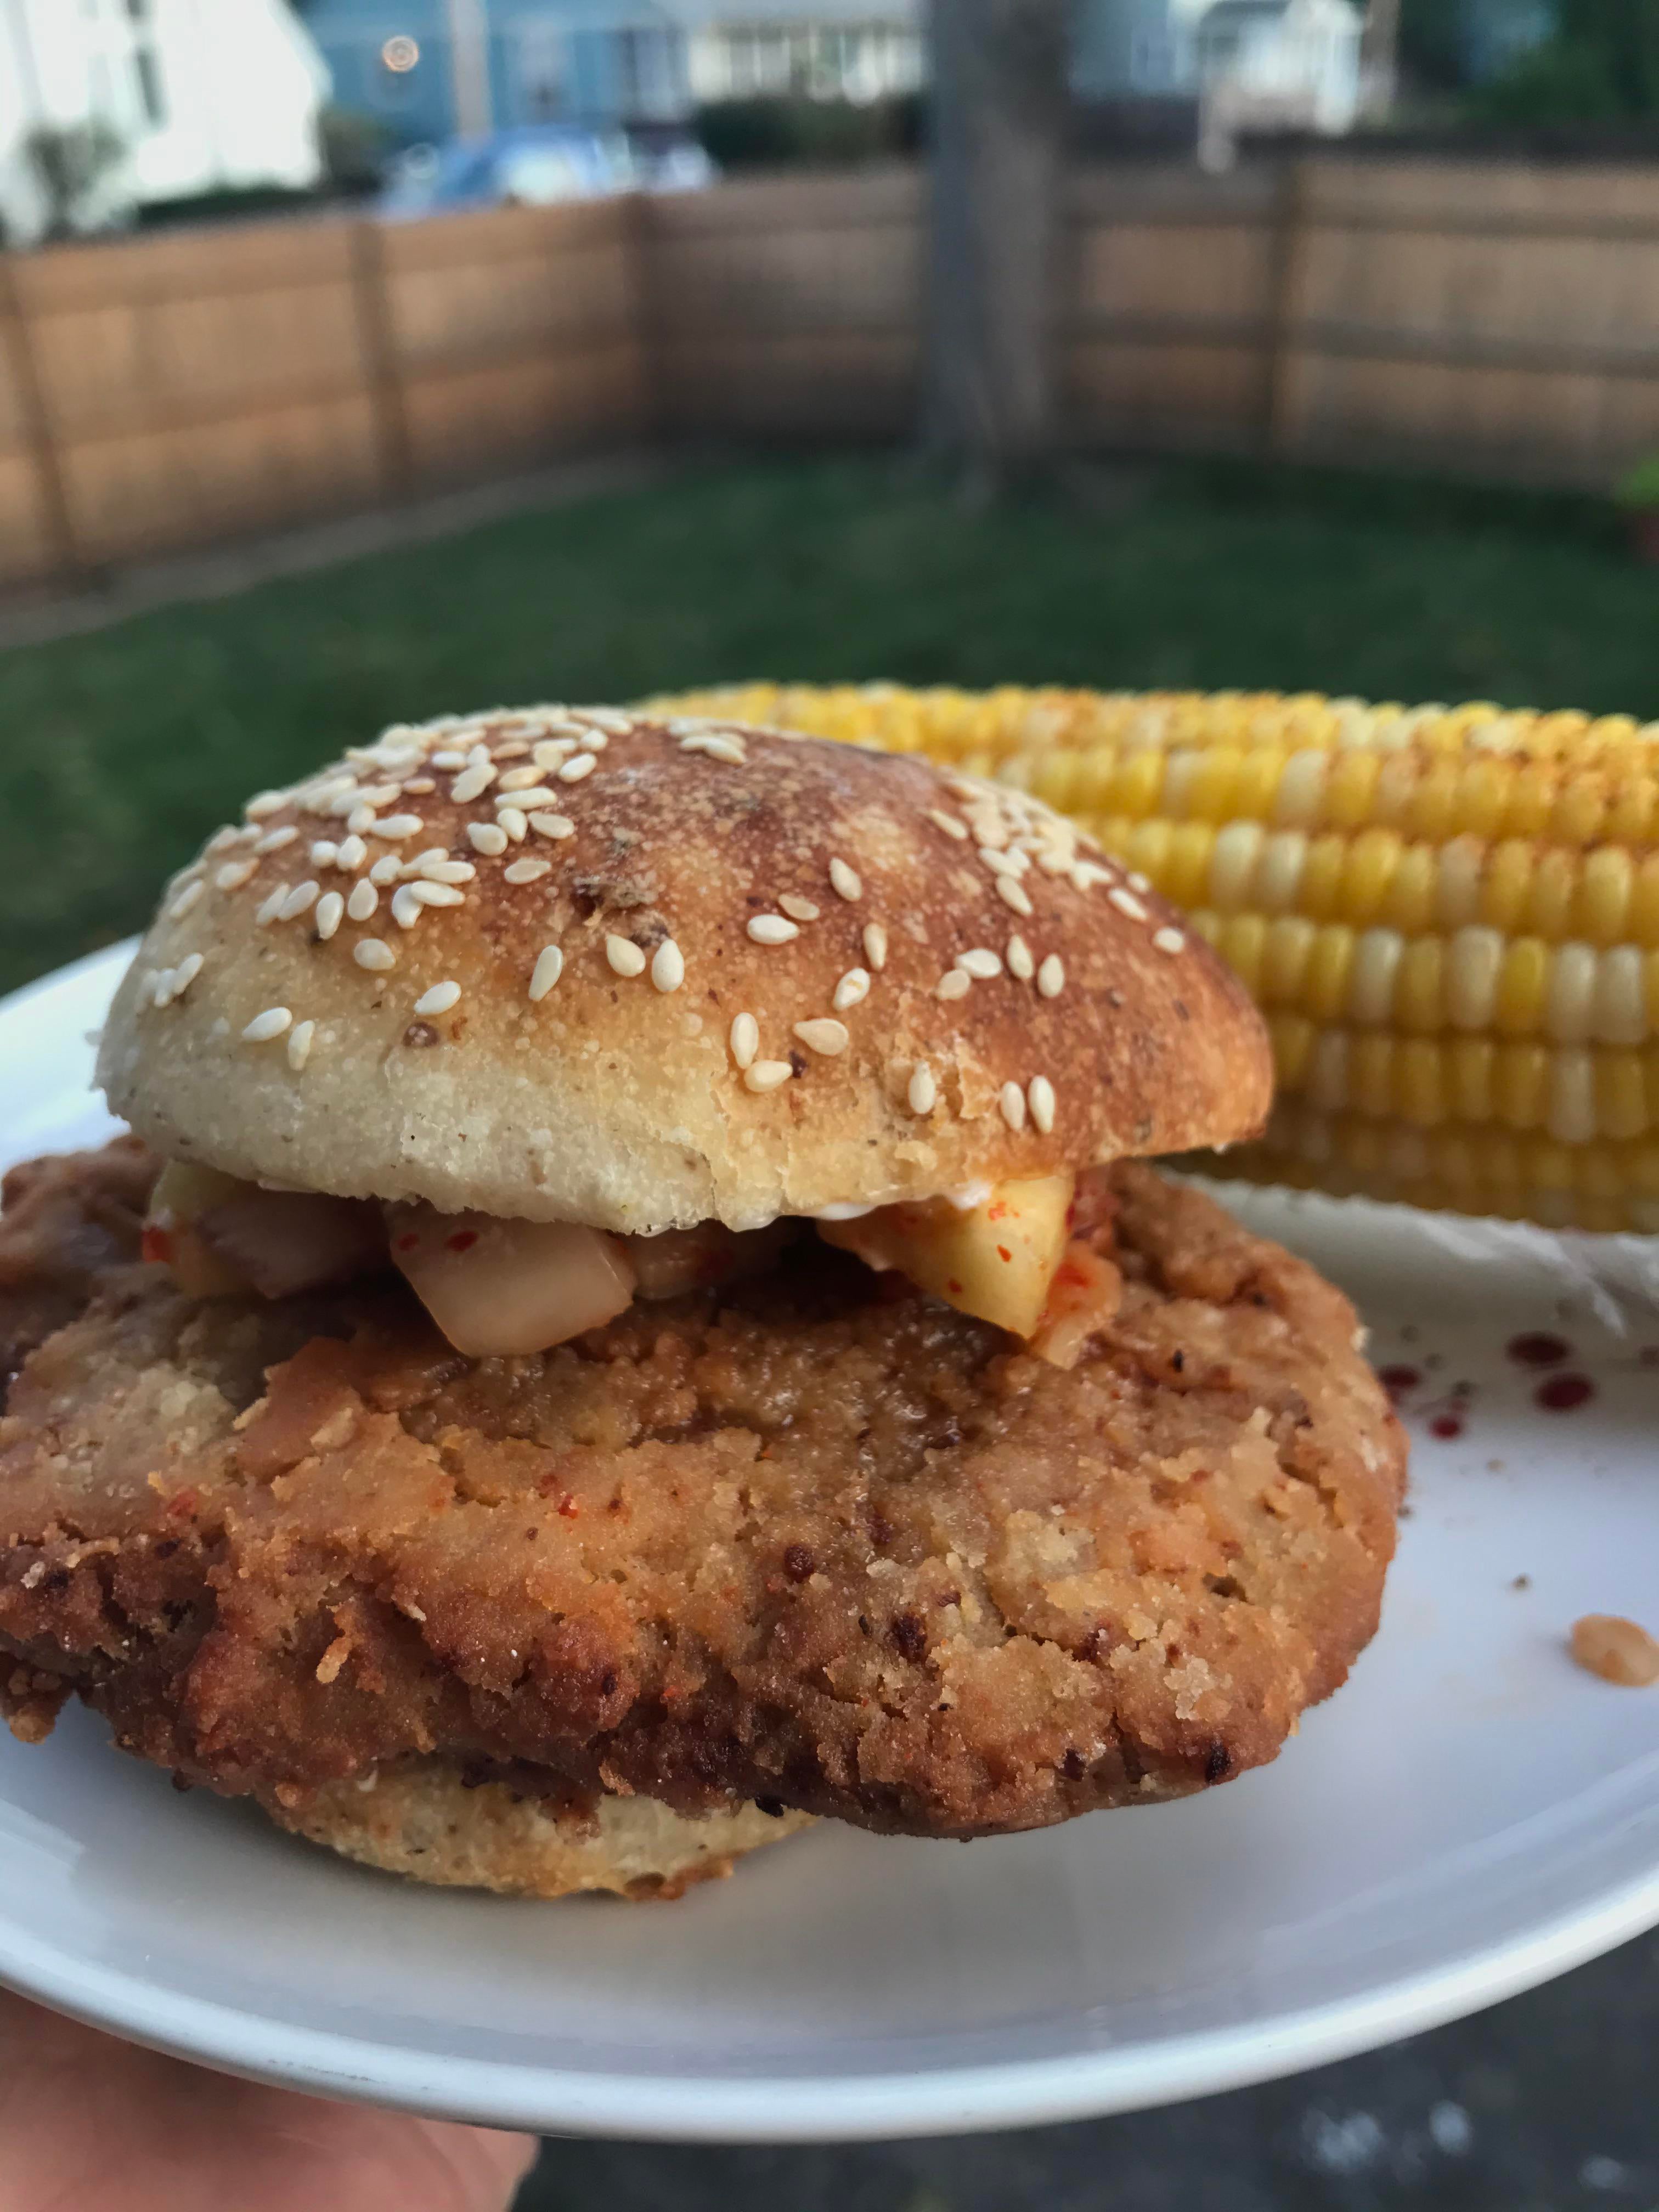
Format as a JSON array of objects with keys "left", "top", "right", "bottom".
[
  {"left": 414, "top": 980, "right": 461, "bottom": 1017},
  {"left": 999, "top": 1080, "right": 1026, "bottom": 1131},
  {"left": 369, "top": 854, "right": 403, "bottom": 885},
  {"left": 336, "top": 834, "right": 368, "bottom": 872},
  {"left": 1109, "top": 887, "right": 1149, "bottom": 923},
  {"left": 431, "top": 749, "right": 467, "bottom": 770},
  {"left": 255, "top": 885, "right": 289, "bottom": 927},
  {"left": 374, "top": 814, "right": 424, "bottom": 842},
  {"left": 215, "top": 859, "right": 257, "bottom": 891},
  {"left": 907, "top": 1064, "right": 937, "bottom": 1116},
  {"left": 828, "top": 857, "right": 862, "bottom": 901},
  {"left": 680, "top": 732, "right": 747, "bottom": 765},
  {"left": 1036, "top": 954, "right": 1064, "bottom": 998},
  {"left": 996, "top": 877, "right": 1034, "bottom": 918},
  {"left": 287, "top": 1020, "right": 315, "bottom": 1071},
  {"left": 980, "top": 846, "right": 1024, "bottom": 878},
  {"left": 558, "top": 753, "right": 598, "bottom": 783},
  {"left": 581, "top": 707, "right": 634, "bottom": 732},
  {"left": 404, "top": 777, "right": 436, "bottom": 795},
  {"left": 173, "top": 952, "right": 203, "bottom": 994},
  {"left": 205, "top": 826, "right": 240, "bottom": 855},
  {"left": 309, "top": 840, "right": 338, "bottom": 869},
  {"left": 495, "top": 764, "right": 547, "bottom": 792},
  {"left": 780, "top": 894, "right": 820, "bottom": 924},
  {"left": 244, "top": 790, "right": 288, "bottom": 820},
  {"left": 498, "top": 808, "right": 528, "bottom": 843},
  {"left": 528, "top": 811, "right": 575, "bottom": 840},
  {"left": 315, "top": 890, "right": 345, "bottom": 939},
  {"left": 793, "top": 1017, "right": 848, "bottom": 1055},
  {"left": 532, "top": 740, "right": 577, "bottom": 771},
  {"left": 417, "top": 858, "right": 476, "bottom": 884},
  {"left": 354, "top": 938, "right": 397, "bottom": 972},
  {"left": 467, "top": 822, "right": 509, "bottom": 856},
  {"left": 1128, "top": 871, "right": 1152, "bottom": 894},
  {"left": 744, "top": 1059, "right": 793, "bottom": 1093},
  {"left": 748, "top": 915, "right": 799, "bottom": 946},
  {"left": 1028, "top": 1075, "right": 1056, "bottom": 1134},
  {"left": 347, "top": 805, "right": 377, "bottom": 836},
  {"left": 276, "top": 879, "right": 317, "bottom": 922},
  {"left": 503, "top": 857, "right": 551, "bottom": 884},
  {"left": 357, "top": 783, "right": 403, "bottom": 809},
  {"left": 168, "top": 880, "right": 205, "bottom": 921},
  {"left": 863, "top": 921, "right": 888, "bottom": 970},
  {"left": 606, "top": 933, "right": 646, "bottom": 978},
  {"left": 1007, "top": 934, "right": 1034, "bottom": 980},
  {"left": 1071, "top": 860, "right": 1115, "bottom": 891},
  {"left": 347, "top": 881, "right": 379, "bottom": 923},
  {"left": 651, "top": 939, "right": 685, "bottom": 993},
  {"left": 391, "top": 885, "right": 425, "bottom": 929},
  {"left": 1154, "top": 925, "right": 1186, "bottom": 955},
  {"left": 936, "top": 968, "right": 972, "bottom": 1001},
  {"left": 242, "top": 1007, "right": 292, "bottom": 1043},
  {"left": 450, "top": 764, "right": 496, "bottom": 803},
  {"left": 529, "top": 945, "right": 563, "bottom": 1001},
  {"left": 493, "top": 740, "right": 531, "bottom": 760},
  {"left": 833, "top": 967, "right": 871, "bottom": 1012},
  {"left": 959, "top": 947, "right": 1002, "bottom": 979},
  {"left": 926, "top": 809, "right": 969, "bottom": 842},
  {"left": 729, "top": 1012, "right": 759, "bottom": 1069}
]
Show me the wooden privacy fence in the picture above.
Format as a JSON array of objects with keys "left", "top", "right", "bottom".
[{"left": 4, "top": 155, "right": 1659, "bottom": 589}]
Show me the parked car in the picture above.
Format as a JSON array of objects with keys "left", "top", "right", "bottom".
[{"left": 377, "top": 125, "right": 713, "bottom": 218}]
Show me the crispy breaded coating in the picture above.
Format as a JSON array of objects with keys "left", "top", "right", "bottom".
[{"left": 0, "top": 1147, "right": 1404, "bottom": 1838}]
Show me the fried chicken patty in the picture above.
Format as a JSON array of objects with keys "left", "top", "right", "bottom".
[{"left": 0, "top": 1143, "right": 1404, "bottom": 1839}]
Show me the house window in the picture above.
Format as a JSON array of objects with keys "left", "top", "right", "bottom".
[
  {"left": 515, "top": 24, "right": 565, "bottom": 119},
  {"left": 133, "top": 42, "right": 166, "bottom": 125}
]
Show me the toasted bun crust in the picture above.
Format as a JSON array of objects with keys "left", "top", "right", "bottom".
[
  {"left": 263, "top": 1762, "right": 814, "bottom": 1900},
  {"left": 98, "top": 707, "right": 1272, "bottom": 1231}
]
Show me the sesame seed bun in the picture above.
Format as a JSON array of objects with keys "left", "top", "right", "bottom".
[
  {"left": 263, "top": 1762, "right": 814, "bottom": 1900},
  {"left": 98, "top": 707, "right": 1272, "bottom": 1232}
]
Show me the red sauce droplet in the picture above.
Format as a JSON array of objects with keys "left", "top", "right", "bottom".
[
  {"left": 1507, "top": 1331, "right": 1570, "bottom": 1368},
  {"left": 140, "top": 1226, "right": 173, "bottom": 1265},
  {"left": 1379, "top": 1364, "right": 1421, "bottom": 1399},
  {"left": 996, "top": 1245, "right": 1013, "bottom": 1263},
  {"left": 396, "top": 1233, "right": 420, "bottom": 1252},
  {"left": 445, "top": 1229, "right": 479, "bottom": 1254},
  {"left": 1536, "top": 1373, "right": 1594, "bottom": 1413},
  {"left": 1430, "top": 1412, "right": 1465, "bottom": 1440}
]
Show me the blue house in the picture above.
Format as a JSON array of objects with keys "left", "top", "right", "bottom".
[{"left": 295, "top": 0, "right": 692, "bottom": 143}]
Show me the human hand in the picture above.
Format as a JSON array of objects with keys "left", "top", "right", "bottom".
[{"left": 0, "top": 1990, "right": 537, "bottom": 2212}]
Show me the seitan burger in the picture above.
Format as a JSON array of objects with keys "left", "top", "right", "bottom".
[{"left": 0, "top": 706, "right": 1406, "bottom": 1899}]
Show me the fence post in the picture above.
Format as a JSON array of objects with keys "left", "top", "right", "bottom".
[
  {"left": 0, "top": 251, "right": 84, "bottom": 585},
  {"left": 349, "top": 218, "right": 414, "bottom": 501},
  {"left": 1261, "top": 157, "right": 1309, "bottom": 459}
]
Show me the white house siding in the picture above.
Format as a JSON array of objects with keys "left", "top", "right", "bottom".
[{"left": 0, "top": 0, "right": 328, "bottom": 245}]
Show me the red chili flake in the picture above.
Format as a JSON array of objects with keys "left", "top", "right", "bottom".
[
  {"left": 1378, "top": 1364, "right": 1421, "bottom": 1400},
  {"left": 557, "top": 1494, "right": 580, "bottom": 1517},
  {"left": 1536, "top": 1373, "right": 1594, "bottom": 1413},
  {"left": 1507, "top": 1331, "right": 1570, "bottom": 1368},
  {"left": 446, "top": 1229, "right": 479, "bottom": 1254},
  {"left": 996, "top": 1245, "right": 1013, "bottom": 1263},
  {"left": 140, "top": 1226, "right": 173, "bottom": 1265},
  {"left": 946, "top": 1278, "right": 963, "bottom": 1295},
  {"left": 166, "top": 1488, "right": 199, "bottom": 1519},
  {"left": 1430, "top": 1413, "right": 1465, "bottom": 1440},
  {"left": 396, "top": 1233, "right": 420, "bottom": 1252}
]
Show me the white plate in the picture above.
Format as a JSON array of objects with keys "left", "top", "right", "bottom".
[{"left": 2, "top": 942, "right": 1658, "bottom": 2143}]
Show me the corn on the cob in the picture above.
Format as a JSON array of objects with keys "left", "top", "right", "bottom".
[{"left": 646, "top": 682, "right": 1659, "bottom": 1232}]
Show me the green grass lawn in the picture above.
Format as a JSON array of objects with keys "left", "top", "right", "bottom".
[{"left": 3, "top": 452, "right": 1656, "bottom": 995}]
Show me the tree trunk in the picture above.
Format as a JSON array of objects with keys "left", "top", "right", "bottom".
[{"left": 924, "top": 0, "right": 1068, "bottom": 492}]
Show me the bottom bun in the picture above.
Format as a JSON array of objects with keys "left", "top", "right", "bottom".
[{"left": 263, "top": 1761, "right": 816, "bottom": 1900}]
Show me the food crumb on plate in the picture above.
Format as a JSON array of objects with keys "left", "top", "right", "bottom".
[{"left": 1570, "top": 1615, "right": 1659, "bottom": 1688}]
